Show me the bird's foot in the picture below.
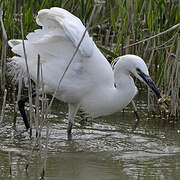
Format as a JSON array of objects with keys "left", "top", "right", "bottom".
[
  {"left": 18, "top": 98, "right": 30, "bottom": 130},
  {"left": 17, "top": 92, "right": 36, "bottom": 130}
]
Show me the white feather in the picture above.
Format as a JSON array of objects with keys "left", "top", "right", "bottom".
[{"left": 8, "top": 8, "right": 153, "bottom": 119}]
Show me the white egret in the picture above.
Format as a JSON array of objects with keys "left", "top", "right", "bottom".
[{"left": 8, "top": 7, "right": 166, "bottom": 134}]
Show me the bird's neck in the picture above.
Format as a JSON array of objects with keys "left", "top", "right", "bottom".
[
  {"left": 114, "top": 71, "right": 137, "bottom": 105},
  {"left": 115, "top": 71, "right": 134, "bottom": 89},
  {"left": 80, "top": 72, "right": 137, "bottom": 117}
]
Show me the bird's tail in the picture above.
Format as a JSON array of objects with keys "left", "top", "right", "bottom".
[{"left": 8, "top": 40, "right": 28, "bottom": 85}]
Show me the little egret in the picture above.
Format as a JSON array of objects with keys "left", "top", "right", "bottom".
[{"left": 8, "top": 7, "right": 167, "bottom": 134}]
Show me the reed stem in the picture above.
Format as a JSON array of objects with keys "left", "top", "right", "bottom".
[
  {"left": 0, "top": 89, "right": 7, "bottom": 122},
  {"left": 20, "top": 7, "right": 34, "bottom": 132},
  {"left": 0, "top": 4, "right": 7, "bottom": 92}
]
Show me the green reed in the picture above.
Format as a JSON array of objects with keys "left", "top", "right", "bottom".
[
  {"left": 0, "top": 0, "right": 179, "bottom": 177},
  {"left": 0, "top": 0, "right": 179, "bottom": 120}
]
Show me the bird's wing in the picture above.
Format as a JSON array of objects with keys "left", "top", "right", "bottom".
[
  {"left": 27, "top": 7, "right": 94, "bottom": 57},
  {"left": 8, "top": 7, "right": 114, "bottom": 103}
]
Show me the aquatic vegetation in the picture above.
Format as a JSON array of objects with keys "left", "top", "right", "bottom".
[
  {"left": 0, "top": 0, "right": 179, "bottom": 121},
  {"left": 0, "top": 1, "right": 179, "bottom": 178}
]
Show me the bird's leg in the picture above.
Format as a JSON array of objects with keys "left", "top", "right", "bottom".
[
  {"left": 131, "top": 100, "right": 141, "bottom": 131},
  {"left": 131, "top": 100, "right": 140, "bottom": 121},
  {"left": 67, "top": 103, "right": 79, "bottom": 135},
  {"left": 18, "top": 92, "right": 36, "bottom": 130}
]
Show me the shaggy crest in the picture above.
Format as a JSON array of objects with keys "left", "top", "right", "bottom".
[{"left": 8, "top": 57, "right": 28, "bottom": 86}]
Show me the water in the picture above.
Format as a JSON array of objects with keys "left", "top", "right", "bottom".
[{"left": 0, "top": 93, "right": 180, "bottom": 180}]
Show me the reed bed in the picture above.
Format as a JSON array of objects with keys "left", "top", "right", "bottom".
[
  {"left": 0, "top": 0, "right": 179, "bottom": 122},
  {"left": 0, "top": 2, "right": 179, "bottom": 127},
  {"left": 0, "top": 0, "right": 179, "bottom": 177}
]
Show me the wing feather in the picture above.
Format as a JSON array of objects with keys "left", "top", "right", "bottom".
[
  {"left": 8, "top": 7, "right": 114, "bottom": 104},
  {"left": 28, "top": 7, "right": 94, "bottom": 57}
]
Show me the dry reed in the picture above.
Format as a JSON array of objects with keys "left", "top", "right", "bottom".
[
  {"left": 20, "top": 7, "right": 34, "bottom": 135},
  {"left": 0, "top": 1, "right": 179, "bottom": 178},
  {"left": 0, "top": 4, "right": 7, "bottom": 92},
  {"left": 0, "top": 0, "right": 178, "bottom": 120},
  {"left": 0, "top": 88, "right": 7, "bottom": 122}
]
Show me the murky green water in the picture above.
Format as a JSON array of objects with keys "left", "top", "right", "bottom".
[{"left": 0, "top": 93, "right": 180, "bottom": 180}]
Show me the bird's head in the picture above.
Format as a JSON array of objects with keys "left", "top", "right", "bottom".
[{"left": 113, "top": 55, "right": 168, "bottom": 107}]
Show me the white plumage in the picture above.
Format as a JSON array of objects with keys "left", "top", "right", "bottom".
[{"left": 8, "top": 7, "right": 162, "bottom": 133}]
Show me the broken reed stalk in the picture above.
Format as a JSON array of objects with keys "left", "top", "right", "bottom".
[
  {"left": 0, "top": 89, "right": 7, "bottom": 122},
  {"left": 8, "top": 151, "right": 12, "bottom": 177},
  {"left": 39, "top": 66, "right": 48, "bottom": 134},
  {"left": 40, "top": 65, "right": 47, "bottom": 124},
  {"left": 12, "top": 89, "right": 17, "bottom": 127},
  {"left": 14, "top": 77, "right": 23, "bottom": 127},
  {"left": 20, "top": 7, "right": 34, "bottom": 133},
  {"left": 123, "top": 23, "right": 180, "bottom": 49},
  {"left": 36, "top": 63, "right": 48, "bottom": 137},
  {"left": 25, "top": 56, "right": 49, "bottom": 171},
  {"left": 35, "top": 55, "right": 40, "bottom": 138},
  {"left": 40, "top": 122, "right": 50, "bottom": 179},
  {"left": 46, "top": 5, "right": 97, "bottom": 115},
  {"left": 0, "top": 4, "right": 7, "bottom": 92}
]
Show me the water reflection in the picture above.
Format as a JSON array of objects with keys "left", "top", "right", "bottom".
[{"left": 0, "top": 97, "right": 180, "bottom": 179}]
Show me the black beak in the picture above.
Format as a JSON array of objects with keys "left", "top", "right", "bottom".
[{"left": 138, "top": 71, "right": 168, "bottom": 107}]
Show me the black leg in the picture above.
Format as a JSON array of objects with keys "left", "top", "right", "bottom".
[
  {"left": 18, "top": 92, "right": 36, "bottom": 130},
  {"left": 67, "top": 122, "right": 73, "bottom": 135}
]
